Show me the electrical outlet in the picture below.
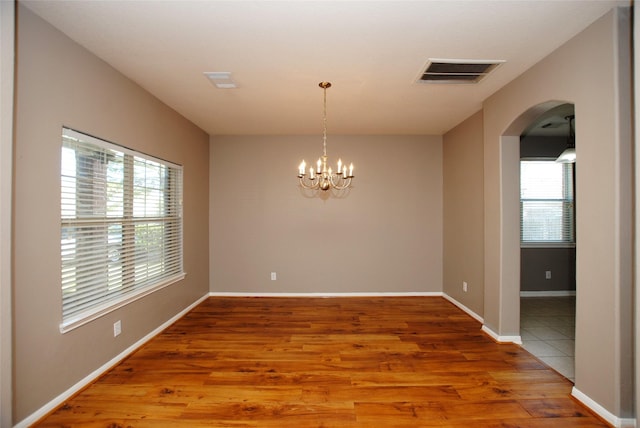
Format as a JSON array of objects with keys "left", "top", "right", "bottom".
[
  {"left": 270, "top": 272, "right": 277, "bottom": 281},
  {"left": 545, "top": 271, "right": 552, "bottom": 280},
  {"left": 463, "top": 281, "right": 468, "bottom": 292},
  {"left": 113, "top": 320, "right": 121, "bottom": 337}
]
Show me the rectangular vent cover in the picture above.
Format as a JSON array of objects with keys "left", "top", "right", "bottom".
[{"left": 417, "top": 59, "right": 504, "bottom": 84}]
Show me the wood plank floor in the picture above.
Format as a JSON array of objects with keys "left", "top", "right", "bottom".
[{"left": 36, "top": 297, "right": 609, "bottom": 427}]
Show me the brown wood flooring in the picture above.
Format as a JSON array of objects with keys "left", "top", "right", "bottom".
[{"left": 36, "top": 297, "right": 609, "bottom": 427}]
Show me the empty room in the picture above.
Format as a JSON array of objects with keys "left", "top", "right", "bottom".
[{"left": 1, "top": 1, "right": 637, "bottom": 427}]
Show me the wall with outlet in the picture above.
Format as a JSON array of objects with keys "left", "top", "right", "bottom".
[
  {"left": 520, "top": 134, "right": 576, "bottom": 294},
  {"left": 210, "top": 134, "right": 443, "bottom": 294},
  {"left": 12, "top": 6, "right": 210, "bottom": 423},
  {"left": 482, "top": 8, "right": 633, "bottom": 418},
  {"left": 520, "top": 248, "right": 576, "bottom": 292}
]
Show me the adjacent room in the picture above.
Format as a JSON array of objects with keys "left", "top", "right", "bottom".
[{"left": 1, "top": 1, "right": 636, "bottom": 427}]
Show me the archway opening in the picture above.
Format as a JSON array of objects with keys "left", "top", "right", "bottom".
[{"left": 518, "top": 103, "right": 576, "bottom": 382}]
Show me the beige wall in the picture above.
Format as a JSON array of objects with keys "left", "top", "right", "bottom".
[
  {"left": 442, "top": 111, "right": 484, "bottom": 316},
  {"left": 210, "top": 135, "right": 443, "bottom": 294},
  {"left": 13, "top": 6, "right": 210, "bottom": 423},
  {"left": 482, "top": 8, "right": 633, "bottom": 419},
  {"left": 1, "top": 1, "right": 15, "bottom": 426},
  {"left": 635, "top": 4, "right": 640, "bottom": 424}
]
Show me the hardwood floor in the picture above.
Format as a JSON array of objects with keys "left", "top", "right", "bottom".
[{"left": 36, "top": 297, "right": 609, "bottom": 427}]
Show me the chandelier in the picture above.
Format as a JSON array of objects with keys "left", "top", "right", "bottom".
[
  {"left": 297, "top": 82, "right": 354, "bottom": 191},
  {"left": 555, "top": 115, "right": 576, "bottom": 163}
]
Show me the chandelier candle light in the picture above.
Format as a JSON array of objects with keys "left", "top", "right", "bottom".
[{"left": 297, "top": 82, "right": 354, "bottom": 191}]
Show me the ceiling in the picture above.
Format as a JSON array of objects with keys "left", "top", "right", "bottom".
[
  {"left": 522, "top": 103, "right": 574, "bottom": 138},
  {"left": 22, "top": 0, "right": 624, "bottom": 137}
]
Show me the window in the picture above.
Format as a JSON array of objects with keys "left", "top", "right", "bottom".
[
  {"left": 61, "top": 128, "right": 183, "bottom": 332},
  {"left": 520, "top": 160, "right": 574, "bottom": 245}
]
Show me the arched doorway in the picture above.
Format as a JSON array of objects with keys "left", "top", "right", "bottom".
[
  {"left": 518, "top": 103, "right": 576, "bottom": 381},
  {"left": 483, "top": 100, "right": 571, "bottom": 344},
  {"left": 485, "top": 100, "right": 575, "bottom": 337}
]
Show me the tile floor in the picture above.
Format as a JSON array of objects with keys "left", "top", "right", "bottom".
[{"left": 520, "top": 296, "right": 576, "bottom": 382}]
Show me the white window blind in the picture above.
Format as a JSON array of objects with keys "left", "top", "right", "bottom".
[
  {"left": 520, "top": 160, "right": 574, "bottom": 245},
  {"left": 61, "top": 128, "right": 184, "bottom": 332}
]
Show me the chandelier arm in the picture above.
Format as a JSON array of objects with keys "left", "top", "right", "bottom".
[
  {"left": 330, "top": 179, "right": 352, "bottom": 191},
  {"left": 298, "top": 175, "right": 319, "bottom": 190},
  {"left": 328, "top": 174, "right": 352, "bottom": 190}
]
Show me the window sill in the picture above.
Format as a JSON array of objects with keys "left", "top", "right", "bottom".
[{"left": 521, "top": 242, "right": 576, "bottom": 249}]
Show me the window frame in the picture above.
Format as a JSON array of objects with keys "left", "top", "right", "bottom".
[
  {"left": 60, "top": 127, "right": 185, "bottom": 333},
  {"left": 520, "top": 157, "right": 575, "bottom": 249}
]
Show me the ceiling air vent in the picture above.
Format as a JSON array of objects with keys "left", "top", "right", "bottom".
[{"left": 417, "top": 59, "right": 504, "bottom": 84}]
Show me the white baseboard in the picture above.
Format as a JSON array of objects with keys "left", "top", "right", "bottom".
[
  {"left": 520, "top": 290, "right": 576, "bottom": 297},
  {"left": 442, "top": 293, "right": 484, "bottom": 323},
  {"left": 572, "top": 387, "right": 636, "bottom": 428},
  {"left": 481, "top": 325, "right": 523, "bottom": 345},
  {"left": 209, "top": 291, "right": 443, "bottom": 297},
  {"left": 15, "top": 293, "right": 210, "bottom": 428}
]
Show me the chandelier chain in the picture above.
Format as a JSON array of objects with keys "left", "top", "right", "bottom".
[{"left": 322, "top": 84, "right": 328, "bottom": 157}]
